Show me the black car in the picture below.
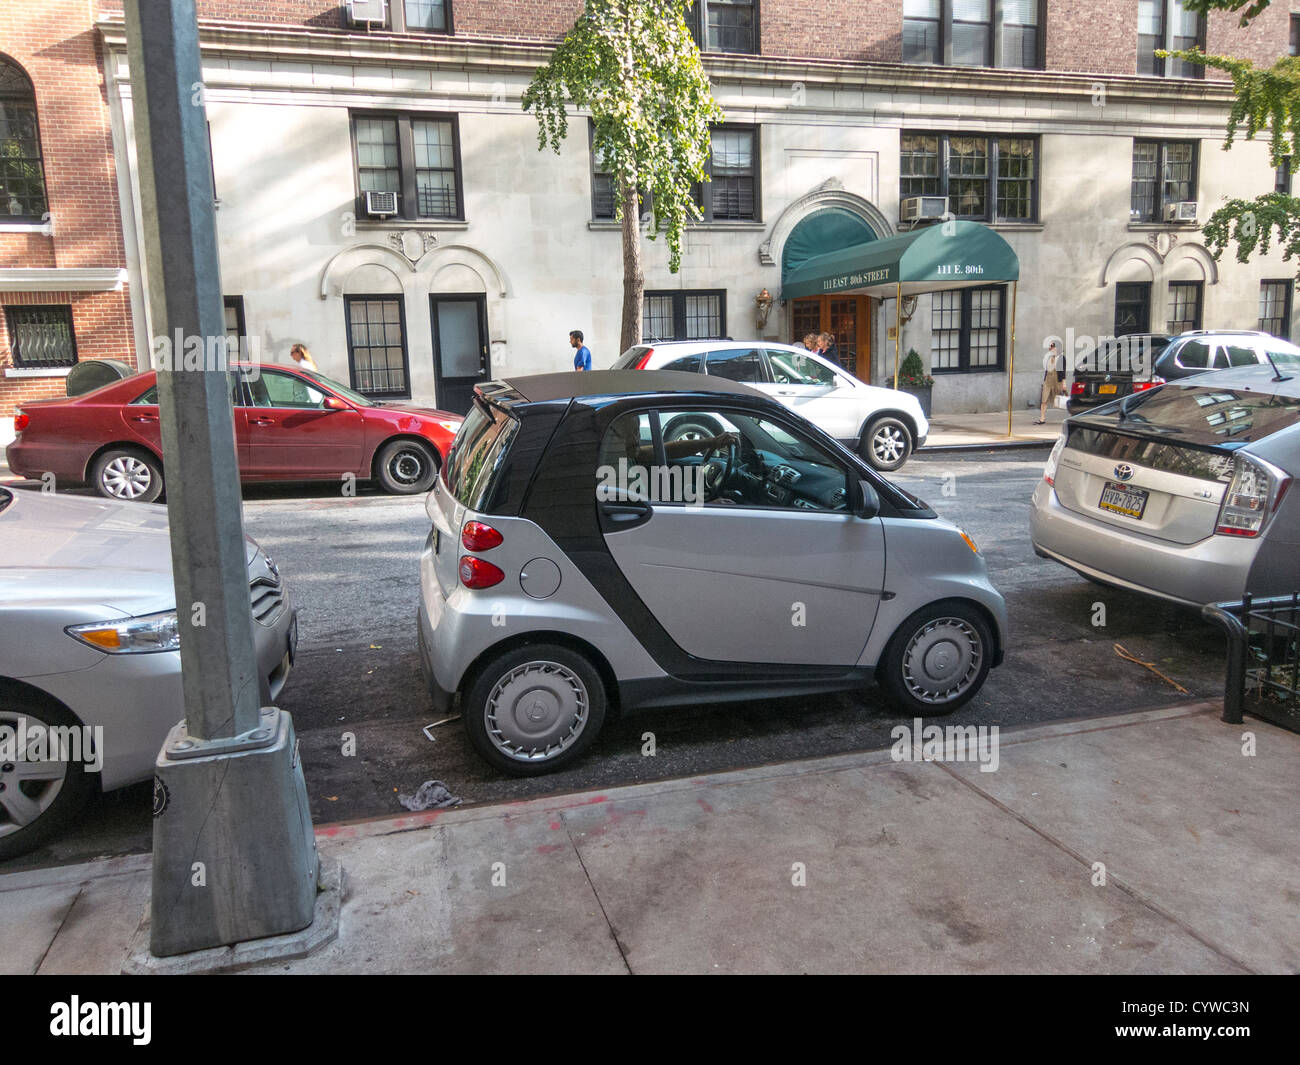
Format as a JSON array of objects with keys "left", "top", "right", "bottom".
[{"left": 1066, "top": 333, "right": 1171, "bottom": 413}]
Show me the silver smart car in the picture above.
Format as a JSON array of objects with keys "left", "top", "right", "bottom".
[
  {"left": 418, "top": 371, "right": 1007, "bottom": 775},
  {"left": 1031, "top": 361, "right": 1300, "bottom": 605}
]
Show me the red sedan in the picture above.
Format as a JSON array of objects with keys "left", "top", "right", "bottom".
[{"left": 5, "top": 363, "right": 463, "bottom": 501}]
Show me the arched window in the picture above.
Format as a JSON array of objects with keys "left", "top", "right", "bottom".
[{"left": 0, "top": 56, "right": 47, "bottom": 220}]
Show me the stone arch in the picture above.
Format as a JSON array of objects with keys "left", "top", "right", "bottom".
[
  {"left": 1165, "top": 242, "right": 1220, "bottom": 285},
  {"left": 1098, "top": 243, "right": 1163, "bottom": 287},
  {"left": 759, "top": 179, "right": 893, "bottom": 268},
  {"left": 418, "top": 244, "right": 512, "bottom": 298},
  {"left": 318, "top": 243, "right": 415, "bottom": 299}
]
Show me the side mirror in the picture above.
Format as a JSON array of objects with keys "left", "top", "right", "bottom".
[
  {"left": 853, "top": 479, "right": 880, "bottom": 519},
  {"left": 322, "top": 396, "right": 347, "bottom": 411}
]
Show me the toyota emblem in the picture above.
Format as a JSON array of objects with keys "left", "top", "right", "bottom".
[{"left": 1114, "top": 463, "right": 1134, "bottom": 482}]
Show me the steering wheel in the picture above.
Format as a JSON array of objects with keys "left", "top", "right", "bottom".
[{"left": 699, "top": 437, "right": 738, "bottom": 502}]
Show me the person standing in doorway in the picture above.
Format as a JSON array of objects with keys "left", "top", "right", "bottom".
[
  {"left": 818, "top": 332, "right": 840, "bottom": 369},
  {"left": 570, "top": 330, "right": 592, "bottom": 372},
  {"left": 289, "top": 343, "right": 318, "bottom": 372},
  {"left": 1037, "top": 341, "right": 1066, "bottom": 424}
]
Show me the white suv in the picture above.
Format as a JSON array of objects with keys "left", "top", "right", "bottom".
[{"left": 612, "top": 340, "right": 929, "bottom": 471}]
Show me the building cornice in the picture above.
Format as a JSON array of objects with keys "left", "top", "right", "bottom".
[
  {"left": 0, "top": 268, "right": 128, "bottom": 292},
  {"left": 95, "top": 14, "right": 1239, "bottom": 109}
]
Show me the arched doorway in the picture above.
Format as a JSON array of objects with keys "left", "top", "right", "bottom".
[{"left": 782, "top": 209, "right": 879, "bottom": 380}]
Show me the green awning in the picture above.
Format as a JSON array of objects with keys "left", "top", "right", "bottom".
[{"left": 780, "top": 220, "right": 1019, "bottom": 300}]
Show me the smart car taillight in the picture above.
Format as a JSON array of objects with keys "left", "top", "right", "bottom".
[
  {"left": 1216, "top": 454, "right": 1290, "bottom": 538},
  {"left": 13, "top": 410, "right": 28, "bottom": 433},
  {"left": 633, "top": 348, "right": 654, "bottom": 369},
  {"left": 462, "top": 521, "right": 503, "bottom": 551},
  {"left": 1132, "top": 376, "right": 1165, "bottom": 392},
  {"left": 459, "top": 555, "right": 504, "bottom": 589}
]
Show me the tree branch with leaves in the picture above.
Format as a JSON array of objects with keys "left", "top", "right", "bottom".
[{"left": 522, "top": 0, "right": 724, "bottom": 353}]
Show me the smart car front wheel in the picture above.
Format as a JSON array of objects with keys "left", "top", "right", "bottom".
[
  {"left": 877, "top": 601, "right": 993, "bottom": 717},
  {"left": 463, "top": 644, "right": 607, "bottom": 776}
]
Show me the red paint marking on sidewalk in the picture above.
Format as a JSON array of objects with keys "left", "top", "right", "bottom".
[
  {"left": 536, "top": 843, "right": 565, "bottom": 854},
  {"left": 697, "top": 798, "right": 714, "bottom": 813}
]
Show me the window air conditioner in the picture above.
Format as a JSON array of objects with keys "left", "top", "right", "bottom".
[
  {"left": 347, "top": 0, "right": 388, "bottom": 28},
  {"left": 1164, "top": 201, "right": 1197, "bottom": 223},
  {"left": 900, "top": 196, "right": 949, "bottom": 224},
  {"left": 365, "top": 190, "right": 399, "bottom": 218}
]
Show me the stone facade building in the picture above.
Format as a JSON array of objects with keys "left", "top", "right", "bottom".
[{"left": 81, "top": 1, "right": 1300, "bottom": 414}]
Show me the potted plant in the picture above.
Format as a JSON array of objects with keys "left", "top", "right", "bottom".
[{"left": 895, "top": 348, "right": 934, "bottom": 418}]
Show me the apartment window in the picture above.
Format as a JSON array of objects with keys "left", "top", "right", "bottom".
[
  {"left": 1166, "top": 280, "right": 1203, "bottom": 334},
  {"left": 1114, "top": 282, "right": 1152, "bottom": 336},
  {"left": 1138, "top": 0, "right": 1205, "bottom": 78},
  {"left": 930, "top": 286, "right": 1004, "bottom": 372},
  {"left": 403, "top": 0, "right": 449, "bottom": 32},
  {"left": 345, "top": 296, "right": 409, "bottom": 397},
  {"left": 1276, "top": 157, "right": 1292, "bottom": 195},
  {"left": 0, "top": 57, "right": 47, "bottom": 220},
  {"left": 1131, "top": 140, "right": 1196, "bottom": 222},
  {"left": 1259, "top": 280, "right": 1292, "bottom": 339},
  {"left": 351, "top": 113, "right": 463, "bottom": 221},
  {"left": 590, "top": 123, "right": 650, "bottom": 221},
  {"left": 694, "top": 126, "right": 759, "bottom": 222},
  {"left": 900, "top": 133, "right": 1038, "bottom": 222},
  {"left": 1290, "top": 14, "right": 1299, "bottom": 55},
  {"left": 642, "top": 290, "right": 726, "bottom": 342},
  {"left": 690, "top": 1, "right": 757, "bottom": 55},
  {"left": 4, "top": 305, "right": 76, "bottom": 369},
  {"left": 903, "top": 0, "right": 1041, "bottom": 69}
]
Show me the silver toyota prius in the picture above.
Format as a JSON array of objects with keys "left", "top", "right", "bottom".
[
  {"left": 0, "top": 486, "right": 297, "bottom": 860},
  {"left": 418, "top": 371, "right": 1008, "bottom": 776},
  {"left": 1031, "top": 361, "right": 1300, "bottom": 605}
]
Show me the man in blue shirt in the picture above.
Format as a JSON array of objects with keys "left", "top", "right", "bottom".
[{"left": 570, "top": 330, "right": 592, "bottom": 371}]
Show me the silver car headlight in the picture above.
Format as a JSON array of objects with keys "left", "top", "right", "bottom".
[{"left": 66, "top": 610, "right": 180, "bottom": 654}]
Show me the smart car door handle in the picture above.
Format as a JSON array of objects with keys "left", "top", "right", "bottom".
[{"left": 598, "top": 499, "right": 654, "bottom": 532}]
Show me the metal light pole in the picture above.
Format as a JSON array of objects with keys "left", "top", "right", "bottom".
[{"left": 125, "top": 0, "right": 317, "bottom": 958}]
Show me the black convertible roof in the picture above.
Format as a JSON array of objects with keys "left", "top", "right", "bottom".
[{"left": 491, "top": 369, "right": 767, "bottom": 405}]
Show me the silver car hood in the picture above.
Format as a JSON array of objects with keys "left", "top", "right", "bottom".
[{"left": 0, "top": 488, "right": 257, "bottom": 617}]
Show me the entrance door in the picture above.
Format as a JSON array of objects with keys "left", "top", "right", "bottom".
[
  {"left": 790, "top": 295, "right": 872, "bottom": 381},
  {"left": 430, "top": 295, "right": 489, "bottom": 415}
]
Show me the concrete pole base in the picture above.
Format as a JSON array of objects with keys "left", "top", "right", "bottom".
[
  {"left": 123, "top": 858, "right": 341, "bottom": 974},
  {"left": 146, "top": 708, "right": 319, "bottom": 957}
]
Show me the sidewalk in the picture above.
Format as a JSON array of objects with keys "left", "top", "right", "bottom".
[
  {"left": 2, "top": 701, "right": 1296, "bottom": 974},
  {"left": 921, "top": 407, "right": 1066, "bottom": 450}
]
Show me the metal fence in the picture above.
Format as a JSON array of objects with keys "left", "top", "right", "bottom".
[{"left": 1203, "top": 593, "right": 1300, "bottom": 733}]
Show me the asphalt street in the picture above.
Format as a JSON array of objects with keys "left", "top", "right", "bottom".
[{"left": 5, "top": 448, "right": 1229, "bottom": 871}]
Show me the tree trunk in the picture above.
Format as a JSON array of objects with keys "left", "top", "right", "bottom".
[{"left": 618, "top": 179, "right": 644, "bottom": 355}]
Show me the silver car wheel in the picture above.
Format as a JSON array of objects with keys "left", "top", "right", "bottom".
[
  {"left": 0, "top": 711, "right": 68, "bottom": 840},
  {"left": 872, "top": 425, "right": 906, "bottom": 464},
  {"left": 485, "top": 660, "right": 589, "bottom": 762},
  {"left": 901, "top": 617, "right": 983, "bottom": 705},
  {"left": 101, "top": 455, "right": 153, "bottom": 500}
]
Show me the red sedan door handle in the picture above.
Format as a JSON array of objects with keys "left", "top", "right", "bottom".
[
  {"left": 251, "top": 417, "right": 275, "bottom": 426},
  {"left": 131, "top": 414, "right": 158, "bottom": 423}
]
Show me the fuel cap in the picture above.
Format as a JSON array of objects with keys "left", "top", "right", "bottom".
[{"left": 519, "top": 557, "right": 561, "bottom": 599}]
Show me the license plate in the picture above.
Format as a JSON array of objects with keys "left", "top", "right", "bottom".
[
  {"left": 1098, "top": 384, "right": 1118, "bottom": 394},
  {"left": 1099, "top": 481, "right": 1148, "bottom": 519}
]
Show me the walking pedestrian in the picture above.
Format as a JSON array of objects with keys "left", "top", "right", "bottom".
[
  {"left": 570, "top": 330, "right": 592, "bottom": 372},
  {"left": 801, "top": 333, "right": 818, "bottom": 351},
  {"left": 289, "top": 343, "right": 318, "bottom": 372},
  {"left": 818, "top": 332, "right": 840, "bottom": 368},
  {"left": 1037, "top": 341, "right": 1066, "bottom": 424}
]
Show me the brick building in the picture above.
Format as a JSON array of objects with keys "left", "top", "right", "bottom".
[
  {"left": 0, "top": 0, "right": 141, "bottom": 431},
  {"left": 88, "top": 1, "right": 1300, "bottom": 420}
]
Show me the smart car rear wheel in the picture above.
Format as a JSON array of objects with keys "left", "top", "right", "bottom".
[
  {"left": 464, "top": 644, "right": 607, "bottom": 776},
  {"left": 92, "top": 447, "right": 164, "bottom": 503},
  {"left": 0, "top": 692, "right": 95, "bottom": 862},
  {"left": 862, "top": 417, "right": 913, "bottom": 472},
  {"left": 877, "top": 602, "right": 992, "bottom": 716},
  {"left": 375, "top": 439, "right": 438, "bottom": 494}
]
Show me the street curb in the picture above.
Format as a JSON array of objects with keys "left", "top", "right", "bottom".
[{"left": 919, "top": 439, "right": 1055, "bottom": 454}]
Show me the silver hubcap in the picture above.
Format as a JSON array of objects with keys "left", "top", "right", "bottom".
[
  {"left": 0, "top": 712, "right": 68, "bottom": 839},
  {"left": 902, "top": 618, "right": 982, "bottom": 704},
  {"left": 102, "top": 455, "right": 153, "bottom": 499},
  {"left": 388, "top": 449, "right": 425, "bottom": 485},
  {"left": 485, "top": 661, "right": 589, "bottom": 762},
  {"left": 872, "top": 425, "right": 907, "bottom": 464}
]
